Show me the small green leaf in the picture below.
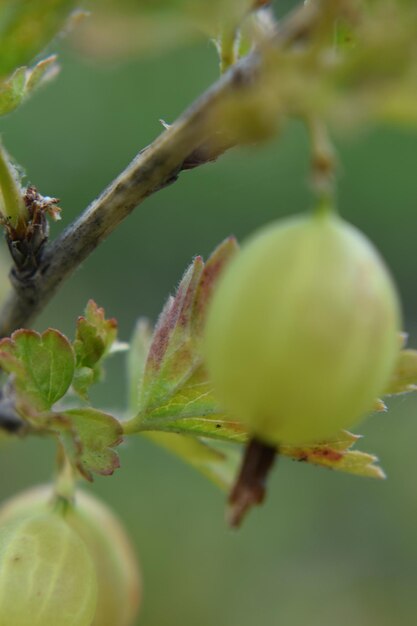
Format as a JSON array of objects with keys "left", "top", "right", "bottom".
[
  {"left": 0, "top": 329, "right": 75, "bottom": 411},
  {"left": 0, "top": 67, "right": 26, "bottom": 116},
  {"left": 281, "top": 432, "right": 386, "bottom": 480},
  {"left": 56, "top": 408, "right": 123, "bottom": 481},
  {"left": 72, "top": 367, "right": 95, "bottom": 400},
  {"left": 384, "top": 348, "right": 417, "bottom": 395},
  {"left": 0, "top": 56, "right": 59, "bottom": 117},
  {"left": 72, "top": 300, "right": 118, "bottom": 399},
  {"left": 74, "top": 300, "right": 118, "bottom": 366}
]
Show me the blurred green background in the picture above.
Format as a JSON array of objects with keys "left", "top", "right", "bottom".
[{"left": 1, "top": 2, "right": 417, "bottom": 625}]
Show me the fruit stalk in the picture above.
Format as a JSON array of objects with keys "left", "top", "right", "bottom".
[{"left": 228, "top": 438, "right": 277, "bottom": 528}]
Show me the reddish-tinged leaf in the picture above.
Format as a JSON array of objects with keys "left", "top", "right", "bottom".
[
  {"left": 143, "top": 414, "right": 385, "bottom": 480},
  {"left": 192, "top": 236, "right": 238, "bottom": 338},
  {"left": 54, "top": 408, "right": 123, "bottom": 481},
  {"left": 84, "top": 300, "right": 118, "bottom": 350},
  {"left": 75, "top": 300, "right": 117, "bottom": 366},
  {"left": 281, "top": 431, "right": 385, "bottom": 479},
  {"left": 73, "top": 300, "right": 118, "bottom": 399},
  {"left": 143, "top": 257, "right": 204, "bottom": 387},
  {"left": 127, "top": 238, "right": 237, "bottom": 431}
]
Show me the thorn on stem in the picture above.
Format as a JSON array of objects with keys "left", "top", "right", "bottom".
[{"left": 227, "top": 437, "right": 277, "bottom": 528}]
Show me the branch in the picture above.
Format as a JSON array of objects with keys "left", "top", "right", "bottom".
[
  {"left": 0, "top": 0, "right": 321, "bottom": 338},
  {"left": 0, "top": 389, "right": 26, "bottom": 434}
]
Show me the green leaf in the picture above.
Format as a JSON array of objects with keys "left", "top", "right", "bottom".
[
  {"left": 0, "top": 0, "right": 76, "bottom": 78},
  {"left": 0, "top": 67, "right": 26, "bottom": 116},
  {"left": 280, "top": 431, "right": 386, "bottom": 480},
  {"left": 72, "top": 367, "right": 95, "bottom": 400},
  {"left": 384, "top": 348, "right": 417, "bottom": 395},
  {"left": 0, "top": 329, "right": 75, "bottom": 411},
  {"left": 0, "top": 56, "right": 59, "bottom": 117},
  {"left": 142, "top": 401, "right": 247, "bottom": 443},
  {"left": 54, "top": 408, "right": 122, "bottom": 481},
  {"left": 144, "top": 414, "right": 385, "bottom": 480},
  {"left": 146, "top": 415, "right": 385, "bottom": 480},
  {"left": 72, "top": 299, "right": 118, "bottom": 399},
  {"left": 123, "top": 239, "right": 247, "bottom": 488},
  {"left": 127, "top": 314, "right": 242, "bottom": 490},
  {"left": 145, "top": 432, "right": 240, "bottom": 490},
  {"left": 127, "top": 317, "right": 153, "bottom": 415},
  {"left": 124, "top": 237, "right": 238, "bottom": 434},
  {"left": 74, "top": 299, "right": 118, "bottom": 366}
]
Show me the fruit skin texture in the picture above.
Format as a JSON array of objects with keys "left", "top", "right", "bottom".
[
  {"left": 0, "top": 486, "right": 141, "bottom": 626},
  {"left": 67, "top": 490, "right": 142, "bottom": 626},
  {"left": 203, "top": 212, "right": 401, "bottom": 445},
  {"left": 0, "top": 511, "right": 97, "bottom": 626}
]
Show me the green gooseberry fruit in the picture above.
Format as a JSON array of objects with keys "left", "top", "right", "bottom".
[
  {"left": 0, "top": 511, "right": 97, "bottom": 626},
  {"left": 203, "top": 211, "right": 401, "bottom": 445},
  {"left": 67, "top": 490, "right": 142, "bottom": 626},
  {"left": 0, "top": 486, "right": 141, "bottom": 626}
]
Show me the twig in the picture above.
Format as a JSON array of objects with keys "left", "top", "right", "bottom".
[
  {"left": 0, "top": 0, "right": 321, "bottom": 338},
  {"left": 0, "top": 388, "right": 26, "bottom": 434}
]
